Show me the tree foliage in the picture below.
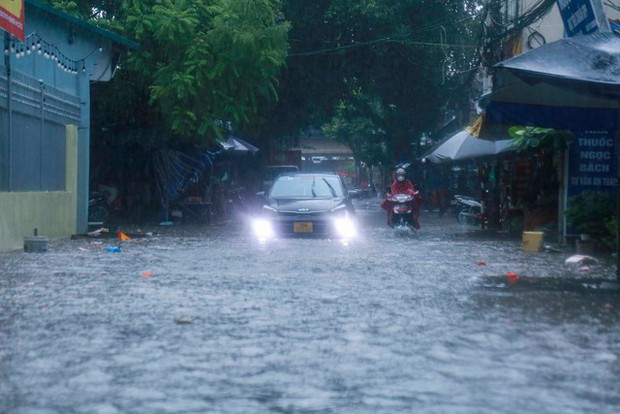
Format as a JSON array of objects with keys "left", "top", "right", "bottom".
[
  {"left": 50, "top": 0, "right": 290, "bottom": 147},
  {"left": 131, "top": 0, "right": 289, "bottom": 140},
  {"left": 253, "top": 0, "right": 486, "bottom": 162},
  {"left": 48, "top": 1, "right": 486, "bottom": 161},
  {"left": 508, "top": 126, "right": 573, "bottom": 152},
  {"left": 566, "top": 191, "right": 616, "bottom": 243},
  {"left": 322, "top": 85, "right": 389, "bottom": 165}
]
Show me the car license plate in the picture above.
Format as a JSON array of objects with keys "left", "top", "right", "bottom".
[{"left": 293, "top": 222, "right": 313, "bottom": 233}]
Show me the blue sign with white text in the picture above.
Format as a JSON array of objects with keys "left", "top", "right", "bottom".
[
  {"left": 567, "top": 130, "right": 617, "bottom": 198},
  {"left": 556, "top": 0, "right": 607, "bottom": 37}
]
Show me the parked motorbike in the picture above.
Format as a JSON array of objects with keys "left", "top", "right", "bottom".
[
  {"left": 88, "top": 185, "right": 120, "bottom": 224},
  {"left": 454, "top": 194, "right": 484, "bottom": 226},
  {"left": 88, "top": 191, "right": 111, "bottom": 224}
]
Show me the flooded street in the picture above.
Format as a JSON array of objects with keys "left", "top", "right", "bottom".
[{"left": 1, "top": 199, "right": 619, "bottom": 413}]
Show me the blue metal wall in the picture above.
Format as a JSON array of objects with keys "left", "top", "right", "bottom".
[
  {"left": 1, "top": 1, "right": 134, "bottom": 234},
  {"left": 0, "top": 69, "right": 79, "bottom": 191}
]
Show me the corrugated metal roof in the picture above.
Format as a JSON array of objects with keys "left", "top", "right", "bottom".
[
  {"left": 26, "top": 0, "right": 139, "bottom": 50},
  {"left": 496, "top": 32, "right": 620, "bottom": 88}
]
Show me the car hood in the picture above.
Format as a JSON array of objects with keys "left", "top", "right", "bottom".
[{"left": 269, "top": 197, "right": 346, "bottom": 212}]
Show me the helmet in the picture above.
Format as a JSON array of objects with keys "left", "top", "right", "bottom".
[{"left": 396, "top": 168, "right": 406, "bottom": 176}]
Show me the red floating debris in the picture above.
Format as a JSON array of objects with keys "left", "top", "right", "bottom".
[
  {"left": 476, "top": 260, "right": 486, "bottom": 266},
  {"left": 507, "top": 272, "right": 519, "bottom": 280},
  {"left": 142, "top": 272, "right": 153, "bottom": 278}
]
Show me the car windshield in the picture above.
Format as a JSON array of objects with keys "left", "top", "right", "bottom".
[{"left": 269, "top": 175, "right": 345, "bottom": 198}]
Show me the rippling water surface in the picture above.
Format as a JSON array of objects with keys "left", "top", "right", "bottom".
[{"left": 1, "top": 201, "right": 619, "bottom": 413}]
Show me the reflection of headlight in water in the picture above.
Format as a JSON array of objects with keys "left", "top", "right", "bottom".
[
  {"left": 334, "top": 217, "right": 356, "bottom": 239},
  {"left": 251, "top": 218, "right": 275, "bottom": 241}
]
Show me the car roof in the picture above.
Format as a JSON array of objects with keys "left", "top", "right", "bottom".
[{"left": 277, "top": 172, "right": 340, "bottom": 177}]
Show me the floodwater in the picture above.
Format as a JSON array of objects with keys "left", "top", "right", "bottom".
[{"left": 1, "top": 199, "right": 619, "bottom": 413}]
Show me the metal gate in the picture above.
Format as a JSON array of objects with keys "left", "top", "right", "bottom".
[{"left": 0, "top": 69, "right": 81, "bottom": 191}]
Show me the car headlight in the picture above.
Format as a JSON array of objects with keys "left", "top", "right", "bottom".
[
  {"left": 333, "top": 216, "right": 356, "bottom": 239},
  {"left": 251, "top": 218, "right": 275, "bottom": 241}
]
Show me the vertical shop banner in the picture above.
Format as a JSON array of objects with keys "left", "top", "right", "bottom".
[
  {"left": 556, "top": 0, "right": 610, "bottom": 37},
  {"left": 0, "top": 0, "right": 24, "bottom": 41},
  {"left": 567, "top": 130, "right": 618, "bottom": 199}
]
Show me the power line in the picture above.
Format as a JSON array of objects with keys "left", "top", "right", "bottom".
[
  {"left": 288, "top": 32, "right": 479, "bottom": 57},
  {"left": 287, "top": 13, "right": 481, "bottom": 57}
]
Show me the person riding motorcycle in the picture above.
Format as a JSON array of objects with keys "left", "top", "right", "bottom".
[{"left": 381, "top": 168, "right": 422, "bottom": 229}]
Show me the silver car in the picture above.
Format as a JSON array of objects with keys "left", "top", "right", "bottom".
[{"left": 252, "top": 172, "right": 357, "bottom": 240}]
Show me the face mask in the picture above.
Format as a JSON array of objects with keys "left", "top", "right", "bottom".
[{"left": 397, "top": 176, "right": 405, "bottom": 182}]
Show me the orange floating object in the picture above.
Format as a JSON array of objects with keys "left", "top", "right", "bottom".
[
  {"left": 507, "top": 272, "right": 519, "bottom": 280},
  {"left": 118, "top": 231, "right": 131, "bottom": 241},
  {"left": 142, "top": 272, "right": 153, "bottom": 278}
]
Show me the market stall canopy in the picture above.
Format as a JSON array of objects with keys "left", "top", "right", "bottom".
[{"left": 423, "top": 128, "right": 515, "bottom": 164}]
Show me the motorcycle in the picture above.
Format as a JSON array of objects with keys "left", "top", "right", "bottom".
[
  {"left": 88, "top": 185, "right": 119, "bottom": 224},
  {"left": 387, "top": 192, "right": 419, "bottom": 231},
  {"left": 88, "top": 191, "right": 111, "bottom": 224},
  {"left": 454, "top": 194, "right": 485, "bottom": 226}
]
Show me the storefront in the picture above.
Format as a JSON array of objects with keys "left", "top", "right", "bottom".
[{"left": 492, "top": 148, "right": 561, "bottom": 235}]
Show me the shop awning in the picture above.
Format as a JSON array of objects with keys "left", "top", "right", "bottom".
[
  {"left": 494, "top": 32, "right": 620, "bottom": 98},
  {"left": 482, "top": 32, "right": 620, "bottom": 134}
]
